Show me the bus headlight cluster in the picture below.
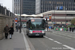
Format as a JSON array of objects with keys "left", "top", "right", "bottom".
[
  {"left": 29, "top": 30, "right": 32, "bottom": 33},
  {"left": 42, "top": 31, "right": 45, "bottom": 33}
]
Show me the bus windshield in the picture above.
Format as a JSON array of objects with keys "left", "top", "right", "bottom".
[
  {"left": 29, "top": 22, "right": 45, "bottom": 30},
  {"left": 27, "top": 19, "right": 46, "bottom": 30},
  {"left": 31, "top": 22, "right": 41, "bottom": 26}
]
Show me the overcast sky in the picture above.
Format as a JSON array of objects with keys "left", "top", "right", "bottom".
[{"left": 0, "top": 0, "right": 12, "bottom": 12}]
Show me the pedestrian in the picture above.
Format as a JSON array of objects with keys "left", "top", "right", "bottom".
[
  {"left": 18, "top": 24, "right": 22, "bottom": 32},
  {"left": 69, "top": 27, "right": 71, "bottom": 32},
  {"left": 72, "top": 27, "right": 74, "bottom": 32},
  {"left": 46, "top": 17, "right": 47, "bottom": 21},
  {"left": 68, "top": 27, "right": 69, "bottom": 31},
  {"left": 4, "top": 25, "right": 9, "bottom": 39},
  {"left": 47, "top": 25, "right": 49, "bottom": 31},
  {"left": 9, "top": 26, "right": 14, "bottom": 39},
  {"left": 16, "top": 25, "right": 18, "bottom": 32}
]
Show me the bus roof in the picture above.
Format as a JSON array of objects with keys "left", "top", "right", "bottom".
[
  {"left": 29, "top": 18, "right": 45, "bottom": 22},
  {"left": 29, "top": 18, "right": 43, "bottom": 19}
]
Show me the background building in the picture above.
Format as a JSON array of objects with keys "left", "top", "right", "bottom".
[
  {"left": 36, "top": 0, "right": 75, "bottom": 14},
  {"left": 13, "top": 0, "right": 35, "bottom": 15},
  {"left": 13, "top": 0, "right": 20, "bottom": 14},
  {"left": 22, "top": 0, "right": 35, "bottom": 14},
  {"left": 13, "top": 0, "right": 75, "bottom": 14},
  {"left": 41, "top": 10, "right": 75, "bottom": 24}
]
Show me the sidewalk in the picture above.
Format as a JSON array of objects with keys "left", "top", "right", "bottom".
[{"left": 0, "top": 31, "right": 26, "bottom": 50}]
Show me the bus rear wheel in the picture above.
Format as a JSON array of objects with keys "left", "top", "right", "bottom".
[{"left": 41, "top": 35, "right": 44, "bottom": 37}]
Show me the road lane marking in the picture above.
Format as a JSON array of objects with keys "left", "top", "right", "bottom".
[
  {"left": 45, "top": 36, "right": 75, "bottom": 50},
  {"left": 22, "top": 30, "right": 31, "bottom": 50},
  {"left": 48, "top": 38, "right": 54, "bottom": 41},
  {"left": 63, "top": 45, "right": 75, "bottom": 50},
  {"left": 44, "top": 36, "right": 54, "bottom": 41},
  {"left": 44, "top": 36, "right": 62, "bottom": 44},
  {"left": 54, "top": 41, "right": 62, "bottom": 44},
  {"left": 44, "top": 36, "right": 48, "bottom": 38}
]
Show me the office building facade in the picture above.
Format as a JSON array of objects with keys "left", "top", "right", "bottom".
[
  {"left": 22, "top": 0, "right": 35, "bottom": 14},
  {"left": 36, "top": 0, "right": 75, "bottom": 14},
  {"left": 13, "top": 0, "right": 35, "bottom": 15},
  {"left": 13, "top": 0, "right": 20, "bottom": 14}
]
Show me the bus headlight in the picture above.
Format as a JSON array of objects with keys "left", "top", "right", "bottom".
[
  {"left": 42, "top": 31, "right": 45, "bottom": 33},
  {"left": 29, "top": 30, "right": 32, "bottom": 33}
]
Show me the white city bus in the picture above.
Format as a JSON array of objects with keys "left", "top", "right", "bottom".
[{"left": 26, "top": 18, "right": 47, "bottom": 37}]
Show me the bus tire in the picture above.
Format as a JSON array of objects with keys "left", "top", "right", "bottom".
[
  {"left": 27, "top": 33, "right": 28, "bottom": 35},
  {"left": 27, "top": 35, "right": 31, "bottom": 37},
  {"left": 41, "top": 35, "right": 44, "bottom": 37},
  {"left": 28, "top": 36, "right": 31, "bottom": 38}
]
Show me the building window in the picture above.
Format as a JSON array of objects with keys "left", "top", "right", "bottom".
[
  {"left": 49, "top": 1, "right": 51, "bottom": 4},
  {"left": 57, "top": 2, "right": 63, "bottom": 4},
  {"left": 74, "top": 0, "right": 75, "bottom": 2}
]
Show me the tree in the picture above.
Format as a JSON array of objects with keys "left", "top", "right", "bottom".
[{"left": 71, "top": 18, "right": 75, "bottom": 25}]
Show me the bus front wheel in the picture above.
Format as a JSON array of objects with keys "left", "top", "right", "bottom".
[{"left": 41, "top": 35, "right": 44, "bottom": 37}]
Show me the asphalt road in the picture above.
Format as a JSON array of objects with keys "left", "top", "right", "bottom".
[{"left": 23, "top": 28, "right": 75, "bottom": 50}]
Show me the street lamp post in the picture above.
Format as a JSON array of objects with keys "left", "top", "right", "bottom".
[
  {"left": 65, "top": 8, "right": 67, "bottom": 24},
  {"left": 54, "top": 3, "right": 56, "bottom": 24},
  {"left": 54, "top": 9, "right": 55, "bottom": 23},
  {"left": 20, "top": 0, "right": 21, "bottom": 33},
  {"left": 54, "top": 6, "right": 56, "bottom": 24}
]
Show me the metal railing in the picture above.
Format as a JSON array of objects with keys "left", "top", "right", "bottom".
[{"left": 0, "top": 5, "right": 15, "bottom": 17}]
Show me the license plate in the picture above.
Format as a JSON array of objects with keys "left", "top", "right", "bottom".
[{"left": 35, "top": 34, "right": 39, "bottom": 36}]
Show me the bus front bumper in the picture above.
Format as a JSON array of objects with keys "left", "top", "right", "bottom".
[{"left": 28, "top": 33, "right": 45, "bottom": 36}]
